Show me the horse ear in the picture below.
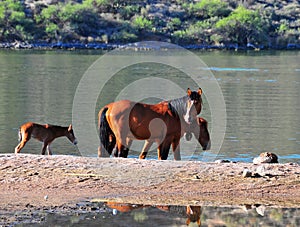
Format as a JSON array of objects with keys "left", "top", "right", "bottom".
[
  {"left": 198, "top": 88, "right": 202, "bottom": 95},
  {"left": 68, "top": 124, "right": 72, "bottom": 131},
  {"left": 187, "top": 88, "right": 192, "bottom": 96}
]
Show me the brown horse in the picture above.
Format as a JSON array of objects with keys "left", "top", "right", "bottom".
[
  {"left": 139, "top": 117, "right": 210, "bottom": 160},
  {"left": 98, "top": 88, "right": 203, "bottom": 159},
  {"left": 15, "top": 122, "right": 77, "bottom": 155}
]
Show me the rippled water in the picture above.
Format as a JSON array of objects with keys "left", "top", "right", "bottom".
[
  {"left": 200, "top": 51, "right": 300, "bottom": 163},
  {"left": 0, "top": 49, "right": 299, "bottom": 163}
]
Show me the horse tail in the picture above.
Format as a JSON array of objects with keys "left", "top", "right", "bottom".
[{"left": 99, "top": 107, "right": 115, "bottom": 155}]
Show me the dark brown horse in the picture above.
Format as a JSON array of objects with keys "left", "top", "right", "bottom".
[
  {"left": 139, "top": 117, "right": 210, "bottom": 160},
  {"left": 15, "top": 122, "right": 77, "bottom": 155},
  {"left": 98, "top": 88, "right": 203, "bottom": 159}
]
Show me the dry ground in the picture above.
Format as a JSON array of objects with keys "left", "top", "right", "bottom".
[{"left": 0, "top": 153, "right": 299, "bottom": 214}]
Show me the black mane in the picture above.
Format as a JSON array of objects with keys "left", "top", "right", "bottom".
[
  {"left": 167, "top": 90, "right": 202, "bottom": 117},
  {"left": 168, "top": 95, "right": 189, "bottom": 117}
]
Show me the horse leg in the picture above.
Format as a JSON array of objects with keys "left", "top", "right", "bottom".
[
  {"left": 157, "top": 141, "right": 171, "bottom": 160},
  {"left": 41, "top": 142, "right": 48, "bottom": 155},
  {"left": 14, "top": 131, "right": 30, "bottom": 154},
  {"left": 139, "top": 140, "right": 153, "bottom": 159},
  {"left": 15, "top": 140, "right": 28, "bottom": 154},
  {"left": 126, "top": 138, "right": 133, "bottom": 149},
  {"left": 172, "top": 139, "right": 181, "bottom": 161},
  {"left": 120, "top": 147, "right": 129, "bottom": 158},
  {"left": 47, "top": 144, "right": 52, "bottom": 155},
  {"left": 118, "top": 139, "right": 130, "bottom": 158},
  {"left": 119, "top": 138, "right": 133, "bottom": 158},
  {"left": 115, "top": 140, "right": 129, "bottom": 158}
]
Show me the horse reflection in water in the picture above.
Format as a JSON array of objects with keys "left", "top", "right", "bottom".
[
  {"left": 138, "top": 117, "right": 210, "bottom": 160},
  {"left": 98, "top": 88, "right": 203, "bottom": 160},
  {"left": 106, "top": 202, "right": 202, "bottom": 226}
]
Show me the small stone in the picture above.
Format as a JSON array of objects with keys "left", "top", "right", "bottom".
[
  {"left": 242, "top": 169, "right": 252, "bottom": 178},
  {"left": 193, "top": 175, "right": 200, "bottom": 179},
  {"left": 255, "top": 165, "right": 266, "bottom": 177},
  {"left": 256, "top": 205, "right": 266, "bottom": 216},
  {"left": 215, "top": 159, "right": 230, "bottom": 164},
  {"left": 44, "top": 195, "right": 48, "bottom": 201}
]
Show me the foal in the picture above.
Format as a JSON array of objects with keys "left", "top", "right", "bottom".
[{"left": 15, "top": 122, "right": 77, "bottom": 155}]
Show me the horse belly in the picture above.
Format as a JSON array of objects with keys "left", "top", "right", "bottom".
[
  {"left": 31, "top": 126, "right": 49, "bottom": 142},
  {"left": 131, "top": 119, "right": 176, "bottom": 142}
]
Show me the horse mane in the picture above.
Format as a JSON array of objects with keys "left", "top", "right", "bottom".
[
  {"left": 168, "top": 95, "right": 189, "bottom": 117},
  {"left": 46, "top": 124, "right": 68, "bottom": 130}
]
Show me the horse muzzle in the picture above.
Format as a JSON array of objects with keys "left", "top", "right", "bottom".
[
  {"left": 203, "top": 140, "right": 211, "bottom": 151},
  {"left": 73, "top": 139, "right": 78, "bottom": 145}
]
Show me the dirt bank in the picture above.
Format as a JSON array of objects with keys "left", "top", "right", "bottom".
[{"left": 0, "top": 153, "right": 299, "bottom": 214}]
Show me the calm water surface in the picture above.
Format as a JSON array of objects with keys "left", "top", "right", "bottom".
[
  {"left": 1, "top": 49, "right": 299, "bottom": 226},
  {"left": 0, "top": 49, "right": 299, "bottom": 162},
  {"left": 14, "top": 202, "right": 300, "bottom": 227}
]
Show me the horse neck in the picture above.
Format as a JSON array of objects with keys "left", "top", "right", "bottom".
[
  {"left": 168, "top": 95, "right": 189, "bottom": 118},
  {"left": 50, "top": 125, "right": 69, "bottom": 138}
]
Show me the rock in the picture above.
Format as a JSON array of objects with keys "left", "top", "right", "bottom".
[
  {"left": 255, "top": 205, "right": 266, "bottom": 216},
  {"left": 242, "top": 169, "right": 252, "bottom": 178},
  {"left": 255, "top": 166, "right": 266, "bottom": 177},
  {"left": 253, "top": 152, "right": 278, "bottom": 164},
  {"left": 215, "top": 160, "right": 231, "bottom": 163}
]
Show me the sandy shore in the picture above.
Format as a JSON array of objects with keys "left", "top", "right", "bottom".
[{"left": 1, "top": 153, "right": 299, "bottom": 211}]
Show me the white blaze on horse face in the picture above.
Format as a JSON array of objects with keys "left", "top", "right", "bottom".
[{"left": 184, "top": 100, "right": 194, "bottom": 124}]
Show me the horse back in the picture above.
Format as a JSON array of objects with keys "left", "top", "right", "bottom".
[
  {"left": 20, "top": 122, "right": 53, "bottom": 142},
  {"left": 102, "top": 100, "right": 181, "bottom": 141},
  {"left": 129, "top": 102, "right": 181, "bottom": 140}
]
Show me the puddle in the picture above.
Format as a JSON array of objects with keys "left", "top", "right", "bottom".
[{"left": 5, "top": 201, "right": 299, "bottom": 226}]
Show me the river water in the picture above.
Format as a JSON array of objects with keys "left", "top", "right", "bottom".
[
  {"left": 0, "top": 49, "right": 299, "bottom": 163},
  {"left": 1, "top": 48, "right": 299, "bottom": 226},
  {"left": 13, "top": 202, "right": 300, "bottom": 227}
]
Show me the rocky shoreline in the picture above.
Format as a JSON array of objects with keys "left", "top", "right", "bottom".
[{"left": 1, "top": 41, "right": 300, "bottom": 51}]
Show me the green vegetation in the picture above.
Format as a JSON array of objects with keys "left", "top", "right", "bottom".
[
  {"left": 216, "top": 6, "right": 267, "bottom": 45},
  {"left": 184, "top": 0, "right": 230, "bottom": 19},
  {"left": 0, "top": 0, "right": 33, "bottom": 41},
  {"left": 1, "top": 0, "right": 300, "bottom": 49}
]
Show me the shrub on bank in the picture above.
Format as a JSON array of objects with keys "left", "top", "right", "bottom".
[{"left": 1, "top": 0, "right": 300, "bottom": 49}]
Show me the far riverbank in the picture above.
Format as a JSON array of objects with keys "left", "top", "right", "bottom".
[{"left": 2, "top": 41, "right": 300, "bottom": 51}]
